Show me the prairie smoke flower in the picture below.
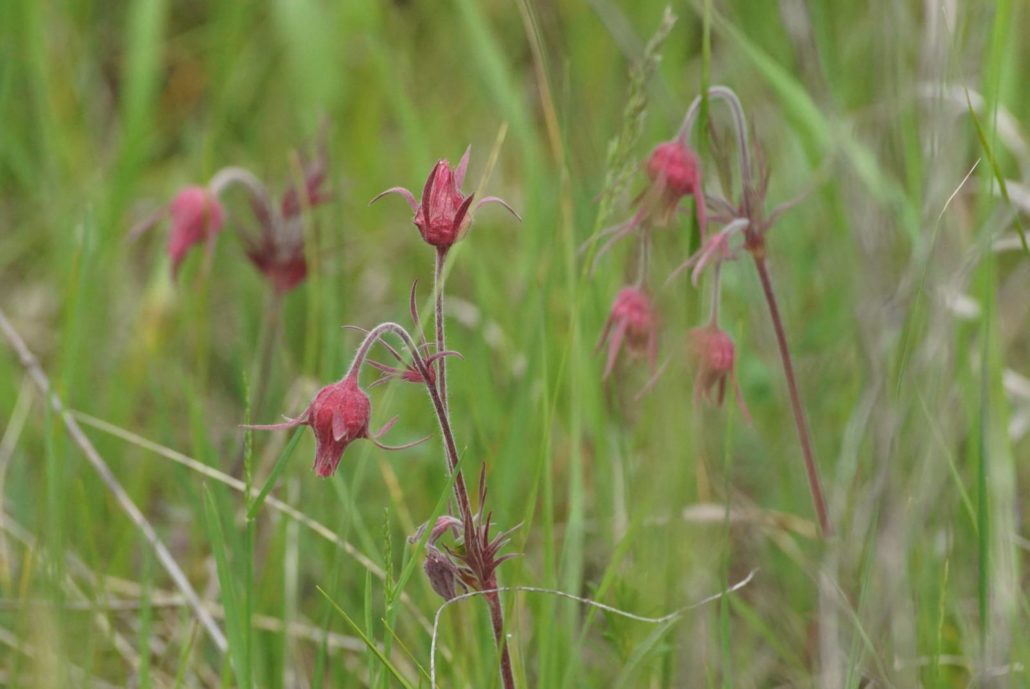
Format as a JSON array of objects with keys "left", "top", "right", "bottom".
[
  {"left": 371, "top": 146, "right": 519, "bottom": 251},
  {"left": 134, "top": 140, "right": 330, "bottom": 292},
  {"left": 166, "top": 186, "right": 226, "bottom": 277},
  {"left": 645, "top": 139, "right": 705, "bottom": 229},
  {"left": 235, "top": 146, "right": 331, "bottom": 294},
  {"left": 688, "top": 323, "right": 750, "bottom": 423},
  {"left": 245, "top": 374, "right": 424, "bottom": 477},
  {"left": 586, "top": 138, "right": 705, "bottom": 271},
  {"left": 596, "top": 286, "right": 659, "bottom": 379}
]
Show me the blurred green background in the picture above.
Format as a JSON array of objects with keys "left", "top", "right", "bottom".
[{"left": 0, "top": 0, "right": 1027, "bottom": 687}]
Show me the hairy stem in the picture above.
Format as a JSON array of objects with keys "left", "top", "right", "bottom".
[
  {"left": 484, "top": 581, "right": 516, "bottom": 689},
  {"left": 678, "top": 86, "right": 752, "bottom": 201},
  {"left": 434, "top": 248, "right": 448, "bottom": 412},
  {"left": 348, "top": 319, "right": 515, "bottom": 688},
  {"left": 207, "top": 166, "right": 284, "bottom": 237},
  {"left": 344, "top": 323, "right": 474, "bottom": 526},
  {"left": 751, "top": 253, "right": 832, "bottom": 537}
]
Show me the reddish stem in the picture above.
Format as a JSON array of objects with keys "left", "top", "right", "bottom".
[
  {"left": 485, "top": 580, "right": 516, "bottom": 689},
  {"left": 429, "top": 254, "right": 516, "bottom": 689},
  {"left": 345, "top": 322, "right": 475, "bottom": 528},
  {"left": 751, "top": 252, "right": 832, "bottom": 537}
]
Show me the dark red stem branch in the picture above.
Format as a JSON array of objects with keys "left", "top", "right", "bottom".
[
  {"left": 485, "top": 580, "right": 516, "bottom": 689},
  {"left": 431, "top": 250, "right": 514, "bottom": 689},
  {"left": 751, "top": 252, "right": 832, "bottom": 537}
]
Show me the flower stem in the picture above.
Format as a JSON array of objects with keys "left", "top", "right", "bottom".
[
  {"left": 485, "top": 579, "right": 516, "bottom": 689},
  {"left": 751, "top": 253, "right": 832, "bottom": 537},
  {"left": 344, "top": 323, "right": 474, "bottom": 527},
  {"left": 347, "top": 317, "right": 515, "bottom": 687},
  {"left": 431, "top": 249, "right": 515, "bottom": 689},
  {"left": 434, "top": 248, "right": 449, "bottom": 412}
]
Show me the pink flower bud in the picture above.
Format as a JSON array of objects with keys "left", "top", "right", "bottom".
[
  {"left": 596, "top": 286, "right": 660, "bottom": 379},
  {"left": 167, "top": 186, "right": 225, "bottom": 277},
  {"left": 689, "top": 323, "right": 751, "bottom": 423},
  {"left": 645, "top": 139, "right": 705, "bottom": 230},
  {"left": 371, "top": 146, "right": 519, "bottom": 252},
  {"left": 245, "top": 375, "right": 370, "bottom": 477},
  {"left": 647, "top": 140, "right": 701, "bottom": 197},
  {"left": 246, "top": 374, "right": 426, "bottom": 477}
]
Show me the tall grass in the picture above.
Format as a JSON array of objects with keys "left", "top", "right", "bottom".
[{"left": 0, "top": 0, "right": 1027, "bottom": 687}]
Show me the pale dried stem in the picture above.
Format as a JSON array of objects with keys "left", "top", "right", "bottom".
[
  {"left": 0, "top": 308, "right": 229, "bottom": 652},
  {"left": 430, "top": 570, "right": 757, "bottom": 689}
]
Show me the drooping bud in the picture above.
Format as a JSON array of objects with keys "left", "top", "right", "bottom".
[
  {"left": 424, "top": 546, "right": 464, "bottom": 601},
  {"left": 245, "top": 374, "right": 425, "bottom": 478},
  {"left": 167, "top": 186, "right": 225, "bottom": 277},
  {"left": 303, "top": 376, "right": 371, "bottom": 477},
  {"left": 596, "top": 286, "right": 660, "bottom": 379},
  {"left": 689, "top": 323, "right": 751, "bottom": 423},
  {"left": 245, "top": 239, "right": 308, "bottom": 294},
  {"left": 645, "top": 139, "right": 705, "bottom": 230}
]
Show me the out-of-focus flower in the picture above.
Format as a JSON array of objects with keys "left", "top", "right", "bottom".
[
  {"left": 585, "top": 138, "right": 706, "bottom": 271},
  {"left": 166, "top": 186, "right": 226, "bottom": 277},
  {"left": 688, "top": 322, "right": 750, "bottom": 423},
  {"left": 596, "top": 286, "right": 660, "bottom": 379}
]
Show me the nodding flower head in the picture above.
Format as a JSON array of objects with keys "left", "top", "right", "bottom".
[
  {"left": 583, "top": 138, "right": 705, "bottom": 272},
  {"left": 645, "top": 138, "right": 704, "bottom": 229},
  {"left": 242, "top": 146, "right": 330, "bottom": 294},
  {"left": 244, "top": 239, "right": 307, "bottom": 294},
  {"left": 689, "top": 323, "right": 751, "bottom": 423},
  {"left": 596, "top": 286, "right": 659, "bottom": 379},
  {"left": 167, "top": 186, "right": 225, "bottom": 277},
  {"left": 371, "top": 146, "right": 519, "bottom": 251},
  {"left": 245, "top": 374, "right": 424, "bottom": 478}
]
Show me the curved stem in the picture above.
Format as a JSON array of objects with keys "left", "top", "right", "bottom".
[
  {"left": 344, "top": 323, "right": 474, "bottom": 528},
  {"left": 347, "top": 321, "right": 513, "bottom": 687},
  {"left": 207, "top": 166, "right": 284, "bottom": 237},
  {"left": 677, "top": 86, "right": 752, "bottom": 196},
  {"left": 751, "top": 254, "right": 832, "bottom": 537}
]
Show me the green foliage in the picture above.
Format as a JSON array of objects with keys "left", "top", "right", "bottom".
[{"left": 0, "top": 1, "right": 1027, "bottom": 687}]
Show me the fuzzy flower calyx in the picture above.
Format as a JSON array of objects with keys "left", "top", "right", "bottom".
[
  {"left": 245, "top": 374, "right": 422, "bottom": 478},
  {"left": 584, "top": 137, "right": 706, "bottom": 272},
  {"left": 596, "top": 286, "right": 659, "bottom": 379},
  {"left": 689, "top": 322, "right": 751, "bottom": 423}
]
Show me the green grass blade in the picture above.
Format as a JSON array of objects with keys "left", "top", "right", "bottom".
[
  {"left": 316, "top": 586, "right": 416, "bottom": 689},
  {"left": 246, "top": 427, "right": 304, "bottom": 520}
]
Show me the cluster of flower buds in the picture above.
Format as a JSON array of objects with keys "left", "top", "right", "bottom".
[
  {"left": 409, "top": 471, "right": 520, "bottom": 602},
  {"left": 590, "top": 121, "right": 747, "bottom": 417}
]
